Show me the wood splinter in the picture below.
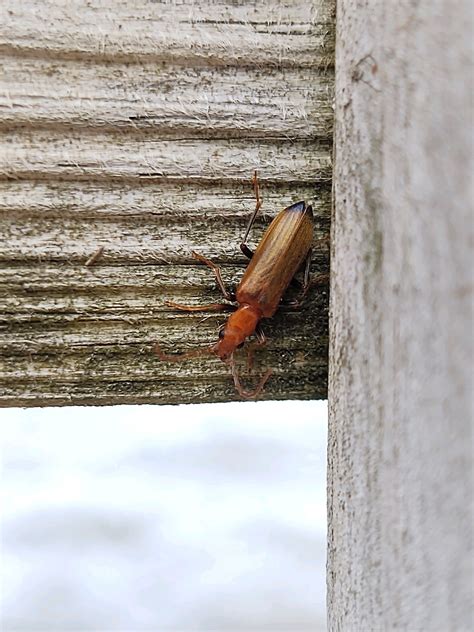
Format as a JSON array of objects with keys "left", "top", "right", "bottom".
[{"left": 85, "top": 246, "right": 105, "bottom": 267}]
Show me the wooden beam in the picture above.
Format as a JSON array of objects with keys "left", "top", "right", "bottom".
[
  {"left": 329, "top": 1, "right": 473, "bottom": 629},
  {"left": 0, "top": 0, "right": 335, "bottom": 406}
]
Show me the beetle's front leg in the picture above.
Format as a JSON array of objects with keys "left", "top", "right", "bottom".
[{"left": 246, "top": 325, "right": 267, "bottom": 373}]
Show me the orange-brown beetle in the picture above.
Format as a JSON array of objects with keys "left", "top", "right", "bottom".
[{"left": 155, "top": 172, "right": 327, "bottom": 398}]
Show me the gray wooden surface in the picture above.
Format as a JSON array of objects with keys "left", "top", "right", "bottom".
[
  {"left": 0, "top": 1, "right": 334, "bottom": 406},
  {"left": 328, "top": 1, "right": 473, "bottom": 630}
]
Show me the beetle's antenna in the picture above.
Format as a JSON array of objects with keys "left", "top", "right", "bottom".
[
  {"left": 154, "top": 343, "right": 213, "bottom": 362},
  {"left": 229, "top": 356, "right": 272, "bottom": 400}
]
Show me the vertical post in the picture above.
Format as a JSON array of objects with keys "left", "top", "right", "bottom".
[{"left": 328, "top": 1, "right": 473, "bottom": 629}]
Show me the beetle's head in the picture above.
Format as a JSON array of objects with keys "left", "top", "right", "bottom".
[
  {"left": 212, "top": 325, "right": 245, "bottom": 361},
  {"left": 211, "top": 305, "right": 260, "bottom": 362}
]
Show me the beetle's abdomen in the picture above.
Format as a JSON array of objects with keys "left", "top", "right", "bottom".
[{"left": 236, "top": 201, "right": 313, "bottom": 317}]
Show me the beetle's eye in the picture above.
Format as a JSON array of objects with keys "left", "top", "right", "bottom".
[
  {"left": 218, "top": 328, "right": 225, "bottom": 339},
  {"left": 237, "top": 342, "right": 245, "bottom": 349}
]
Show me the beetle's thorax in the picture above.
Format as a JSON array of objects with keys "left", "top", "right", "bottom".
[{"left": 212, "top": 304, "right": 261, "bottom": 360}]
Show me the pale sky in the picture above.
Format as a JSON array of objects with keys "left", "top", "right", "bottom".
[{"left": 0, "top": 400, "right": 328, "bottom": 631}]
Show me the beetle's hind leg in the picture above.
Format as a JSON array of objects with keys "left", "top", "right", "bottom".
[
  {"left": 281, "top": 245, "right": 329, "bottom": 308},
  {"left": 299, "top": 238, "right": 330, "bottom": 299}
]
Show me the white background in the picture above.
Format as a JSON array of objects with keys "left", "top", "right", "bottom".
[{"left": 1, "top": 400, "right": 327, "bottom": 631}]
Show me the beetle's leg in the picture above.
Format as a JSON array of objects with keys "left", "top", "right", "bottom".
[
  {"left": 298, "top": 239, "right": 330, "bottom": 299},
  {"left": 302, "top": 247, "right": 313, "bottom": 288},
  {"left": 191, "top": 251, "right": 236, "bottom": 301},
  {"left": 278, "top": 249, "right": 311, "bottom": 305},
  {"left": 289, "top": 240, "right": 326, "bottom": 291},
  {"left": 165, "top": 300, "right": 236, "bottom": 312},
  {"left": 240, "top": 243, "right": 254, "bottom": 260},
  {"left": 282, "top": 273, "right": 329, "bottom": 309},
  {"left": 240, "top": 170, "right": 263, "bottom": 249},
  {"left": 230, "top": 357, "right": 272, "bottom": 400},
  {"left": 282, "top": 236, "right": 330, "bottom": 306},
  {"left": 246, "top": 325, "right": 267, "bottom": 373},
  {"left": 303, "top": 272, "right": 330, "bottom": 295}
]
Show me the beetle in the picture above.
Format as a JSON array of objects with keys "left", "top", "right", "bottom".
[{"left": 154, "top": 172, "right": 327, "bottom": 399}]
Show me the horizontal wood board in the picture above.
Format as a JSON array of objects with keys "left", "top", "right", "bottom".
[{"left": 0, "top": 0, "right": 334, "bottom": 406}]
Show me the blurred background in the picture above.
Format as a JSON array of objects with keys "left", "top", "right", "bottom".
[{"left": 0, "top": 400, "right": 327, "bottom": 631}]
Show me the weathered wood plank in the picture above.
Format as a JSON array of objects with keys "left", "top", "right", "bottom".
[
  {"left": 0, "top": 0, "right": 334, "bottom": 66},
  {"left": 0, "top": 182, "right": 331, "bottom": 262},
  {"left": 0, "top": 259, "right": 329, "bottom": 406},
  {"left": 0, "top": 0, "right": 334, "bottom": 406},
  {"left": 328, "top": 1, "right": 473, "bottom": 629},
  {"left": 0, "top": 132, "right": 331, "bottom": 181},
  {"left": 0, "top": 58, "right": 334, "bottom": 138}
]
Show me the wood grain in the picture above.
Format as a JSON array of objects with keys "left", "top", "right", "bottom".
[
  {"left": 0, "top": 0, "right": 334, "bottom": 406},
  {"left": 328, "top": 1, "right": 473, "bottom": 629}
]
